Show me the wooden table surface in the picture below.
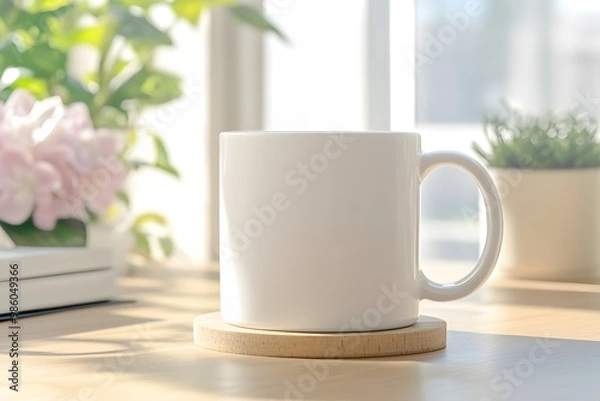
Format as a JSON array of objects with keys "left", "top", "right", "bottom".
[{"left": 1, "top": 262, "right": 599, "bottom": 401}]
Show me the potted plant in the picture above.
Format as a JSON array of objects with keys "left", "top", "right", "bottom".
[
  {"left": 473, "top": 105, "right": 600, "bottom": 282},
  {"left": 0, "top": 0, "right": 283, "bottom": 261}
]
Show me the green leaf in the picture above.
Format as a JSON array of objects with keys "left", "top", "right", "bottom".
[
  {"left": 86, "top": 208, "right": 99, "bottom": 223},
  {"left": 0, "top": 1, "right": 17, "bottom": 16},
  {"left": 133, "top": 231, "right": 151, "bottom": 258},
  {"left": 133, "top": 212, "right": 168, "bottom": 231},
  {"left": 20, "top": 43, "right": 67, "bottom": 78},
  {"left": 59, "top": 74, "right": 94, "bottom": 105},
  {"left": 114, "top": 0, "right": 165, "bottom": 10},
  {"left": 67, "top": 20, "right": 112, "bottom": 48},
  {"left": 171, "top": 0, "right": 206, "bottom": 24},
  {"left": 159, "top": 236, "right": 174, "bottom": 257},
  {"left": 152, "top": 134, "right": 180, "bottom": 177},
  {"left": 5, "top": 5, "right": 74, "bottom": 32},
  {"left": 93, "top": 105, "right": 129, "bottom": 129},
  {"left": 107, "top": 67, "right": 182, "bottom": 108},
  {"left": 112, "top": 7, "right": 173, "bottom": 46},
  {"left": 116, "top": 191, "right": 130, "bottom": 207},
  {"left": 0, "top": 218, "right": 87, "bottom": 247},
  {"left": 3, "top": 76, "right": 50, "bottom": 99},
  {"left": 128, "top": 42, "right": 154, "bottom": 65},
  {"left": 24, "top": 0, "right": 71, "bottom": 13},
  {"left": 0, "top": 41, "right": 22, "bottom": 73},
  {"left": 13, "top": 29, "right": 36, "bottom": 48},
  {"left": 109, "top": 59, "right": 128, "bottom": 80},
  {"left": 170, "top": 0, "right": 236, "bottom": 24},
  {"left": 128, "top": 159, "right": 180, "bottom": 178},
  {"left": 228, "top": 4, "right": 287, "bottom": 42}
]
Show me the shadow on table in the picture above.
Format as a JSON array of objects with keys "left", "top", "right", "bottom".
[
  {"left": 1, "top": 265, "right": 219, "bottom": 343},
  {"left": 0, "top": 302, "right": 160, "bottom": 342},
  {"left": 82, "top": 330, "right": 599, "bottom": 401}
]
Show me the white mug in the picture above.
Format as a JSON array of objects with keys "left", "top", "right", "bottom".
[{"left": 220, "top": 131, "right": 502, "bottom": 332}]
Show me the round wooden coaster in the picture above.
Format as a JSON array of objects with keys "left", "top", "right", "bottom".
[{"left": 194, "top": 312, "right": 446, "bottom": 358}]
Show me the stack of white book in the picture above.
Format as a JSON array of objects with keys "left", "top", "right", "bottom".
[{"left": 0, "top": 247, "right": 117, "bottom": 315}]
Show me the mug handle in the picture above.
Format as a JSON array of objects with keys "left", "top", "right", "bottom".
[{"left": 418, "top": 151, "right": 503, "bottom": 301}]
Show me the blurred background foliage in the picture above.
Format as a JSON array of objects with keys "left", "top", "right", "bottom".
[
  {"left": 0, "top": 0, "right": 282, "bottom": 259},
  {"left": 474, "top": 104, "right": 600, "bottom": 169}
]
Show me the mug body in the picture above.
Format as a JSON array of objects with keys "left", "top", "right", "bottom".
[{"left": 220, "top": 132, "right": 422, "bottom": 332}]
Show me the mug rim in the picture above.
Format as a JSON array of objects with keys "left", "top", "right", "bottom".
[{"left": 221, "top": 131, "right": 419, "bottom": 137}]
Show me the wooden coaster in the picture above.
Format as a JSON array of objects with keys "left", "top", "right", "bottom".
[{"left": 194, "top": 312, "right": 446, "bottom": 358}]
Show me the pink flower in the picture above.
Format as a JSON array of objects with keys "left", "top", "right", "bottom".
[
  {"left": 3, "top": 90, "right": 36, "bottom": 117},
  {"left": 1, "top": 90, "right": 63, "bottom": 147},
  {"left": 0, "top": 145, "right": 61, "bottom": 228},
  {"left": 34, "top": 144, "right": 87, "bottom": 220},
  {"left": 0, "top": 90, "right": 127, "bottom": 231}
]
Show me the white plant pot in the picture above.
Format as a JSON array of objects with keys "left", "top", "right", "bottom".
[{"left": 489, "top": 168, "right": 600, "bottom": 282}]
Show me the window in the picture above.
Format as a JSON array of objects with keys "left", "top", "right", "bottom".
[
  {"left": 264, "top": 0, "right": 369, "bottom": 130},
  {"left": 415, "top": 0, "right": 600, "bottom": 261},
  {"left": 261, "top": 0, "right": 600, "bottom": 264}
]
